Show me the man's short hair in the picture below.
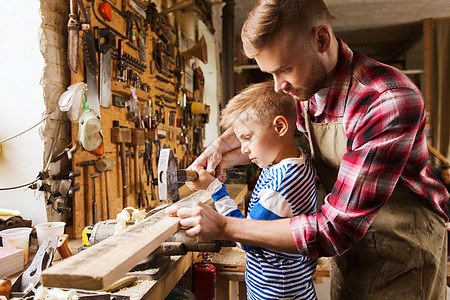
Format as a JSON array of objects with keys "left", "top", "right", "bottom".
[
  {"left": 241, "top": 0, "right": 332, "bottom": 58},
  {"left": 220, "top": 81, "right": 297, "bottom": 131}
]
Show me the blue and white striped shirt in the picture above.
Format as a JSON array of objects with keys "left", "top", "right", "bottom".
[{"left": 209, "top": 148, "right": 317, "bottom": 299}]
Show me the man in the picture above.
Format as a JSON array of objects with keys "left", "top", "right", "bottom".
[{"left": 167, "top": 0, "right": 449, "bottom": 298}]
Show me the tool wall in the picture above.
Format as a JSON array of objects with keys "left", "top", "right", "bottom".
[{"left": 66, "top": 0, "right": 210, "bottom": 238}]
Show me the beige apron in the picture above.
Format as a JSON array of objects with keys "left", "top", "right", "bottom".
[{"left": 303, "top": 104, "right": 447, "bottom": 300}]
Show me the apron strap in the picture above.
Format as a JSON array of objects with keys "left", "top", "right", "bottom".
[{"left": 303, "top": 102, "right": 315, "bottom": 159}]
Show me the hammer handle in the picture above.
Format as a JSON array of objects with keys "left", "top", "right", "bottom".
[
  {"left": 120, "top": 143, "right": 129, "bottom": 203},
  {"left": 177, "top": 170, "right": 198, "bottom": 182},
  {"left": 57, "top": 234, "right": 72, "bottom": 259}
]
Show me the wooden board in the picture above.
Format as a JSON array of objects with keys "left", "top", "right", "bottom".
[
  {"left": 118, "top": 253, "right": 194, "bottom": 299},
  {"left": 41, "top": 190, "right": 212, "bottom": 290}
]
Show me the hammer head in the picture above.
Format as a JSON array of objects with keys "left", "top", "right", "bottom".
[{"left": 158, "top": 148, "right": 179, "bottom": 202}]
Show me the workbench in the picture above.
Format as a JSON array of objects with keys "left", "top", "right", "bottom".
[
  {"left": 110, "top": 183, "right": 248, "bottom": 299},
  {"left": 32, "top": 183, "right": 248, "bottom": 300}
]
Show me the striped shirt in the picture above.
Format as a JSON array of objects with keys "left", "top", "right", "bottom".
[
  {"left": 209, "top": 149, "right": 317, "bottom": 299},
  {"left": 291, "top": 39, "right": 450, "bottom": 259}
]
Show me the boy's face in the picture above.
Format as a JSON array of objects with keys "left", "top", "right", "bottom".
[
  {"left": 255, "top": 36, "right": 328, "bottom": 101},
  {"left": 233, "top": 118, "right": 281, "bottom": 168},
  {"left": 442, "top": 168, "right": 450, "bottom": 185}
]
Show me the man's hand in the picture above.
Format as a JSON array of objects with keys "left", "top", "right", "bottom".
[
  {"left": 188, "top": 165, "right": 216, "bottom": 190},
  {"left": 190, "top": 143, "right": 224, "bottom": 176},
  {"left": 165, "top": 201, "right": 226, "bottom": 239}
]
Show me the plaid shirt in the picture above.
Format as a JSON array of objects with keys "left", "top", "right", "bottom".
[{"left": 291, "top": 39, "right": 449, "bottom": 259}]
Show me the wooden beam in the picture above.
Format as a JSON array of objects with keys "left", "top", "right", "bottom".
[{"left": 41, "top": 190, "right": 212, "bottom": 290}]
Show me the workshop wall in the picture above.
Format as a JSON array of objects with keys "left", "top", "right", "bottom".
[
  {"left": 32, "top": 0, "right": 224, "bottom": 238},
  {"left": 1, "top": 0, "right": 224, "bottom": 232}
]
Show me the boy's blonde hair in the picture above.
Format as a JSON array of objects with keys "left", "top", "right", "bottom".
[
  {"left": 241, "top": 0, "right": 332, "bottom": 58},
  {"left": 220, "top": 81, "right": 297, "bottom": 131}
]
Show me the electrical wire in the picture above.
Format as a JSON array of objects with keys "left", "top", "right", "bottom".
[
  {"left": 0, "top": 179, "right": 39, "bottom": 191},
  {"left": 0, "top": 112, "right": 56, "bottom": 191},
  {"left": 0, "top": 114, "right": 49, "bottom": 144}
]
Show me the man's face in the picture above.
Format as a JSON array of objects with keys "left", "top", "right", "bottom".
[
  {"left": 442, "top": 168, "right": 450, "bottom": 185},
  {"left": 255, "top": 37, "right": 328, "bottom": 101},
  {"left": 233, "top": 119, "right": 281, "bottom": 168}
]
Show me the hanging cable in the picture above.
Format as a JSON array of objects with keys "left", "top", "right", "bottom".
[
  {"left": 0, "top": 179, "right": 40, "bottom": 191},
  {"left": 0, "top": 114, "right": 50, "bottom": 144},
  {"left": 0, "top": 111, "right": 59, "bottom": 191}
]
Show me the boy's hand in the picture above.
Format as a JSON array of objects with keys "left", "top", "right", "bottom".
[
  {"left": 188, "top": 165, "right": 216, "bottom": 190},
  {"left": 165, "top": 201, "right": 226, "bottom": 239}
]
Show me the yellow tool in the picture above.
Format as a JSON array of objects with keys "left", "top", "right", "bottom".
[{"left": 82, "top": 225, "right": 93, "bottom": 246}]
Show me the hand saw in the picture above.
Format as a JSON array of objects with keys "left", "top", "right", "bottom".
[
  {"left": 82, "top": 5, "right": 99, "bottom": 75},
  {"left": 94, "top": 27, "right": 115, "bottom": 108}
]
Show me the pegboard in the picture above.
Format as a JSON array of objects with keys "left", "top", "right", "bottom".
[{"left": 67, "top": 0, "right": 210, "bottom": 238}]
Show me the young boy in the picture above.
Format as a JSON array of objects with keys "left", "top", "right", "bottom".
[{"left": 189, "top": 81, "right": 318, "bottom": 300}]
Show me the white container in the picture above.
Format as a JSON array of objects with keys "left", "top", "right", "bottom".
[
  {"left": 0, "top": 227, "right": 32, "bottom": 264},
  {"left": 35, "top": 222, "right": 66, "bottom": 247}
]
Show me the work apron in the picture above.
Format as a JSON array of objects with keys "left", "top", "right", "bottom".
[{"left": 303, "top": 104, "right": 447, "bottom": 300}]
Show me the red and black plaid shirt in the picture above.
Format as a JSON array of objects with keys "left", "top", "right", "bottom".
[{"left": 291, "top": 39, "right": 449, "bottom": 259}]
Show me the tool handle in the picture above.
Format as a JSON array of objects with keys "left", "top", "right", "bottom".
[
  {"left": 134, "top": 147, "right": 140, "bottom": 194},
  {"left": 177, "top": 170, "right": 198, "bottom": 182},
  {"left": 57, "top": 234, "right": 72, "bottom": 259},
  {"left": 120, "top": 143, "right": 129, "bottom": 199}
]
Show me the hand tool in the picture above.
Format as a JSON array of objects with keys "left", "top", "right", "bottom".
[
  {"left": 68, "top": 0, "right": 83, "bottom": 73},
  {"left": 157, "top": 148, "right": 196, "bottom": 202},
  {"left": 111, "top": 123, "right": 131, "bottom": 207},
  {"left": 51, "top": 143, "right": 78, "bottom": 163},
  {"left": 96, "top": 157, "right": 115, "bottom": 219},
  {"left": 94, "top": 26, "right": 115, "bottom": 108},
  {"left": 91, "top": 172, "right": 100, "bottom": 223},
  {"left": 52, "top": 184, "right": 79, "bottom": 214},
  {"left": 154, "top": 86, "right": 175, "bottom": 96},
  {"left": 82, "top": 6, "right": 99, "bottom": 75},
  {"left": 87, "top": 0, "right": 128, "bottom": 40},
  {"left": 155, "top": 74, "right": 174, "bottom": 85},
  {"left": 51, "top": 170, "right": 81, "bottom": 180},
  {"left": 139, "top": 152, "right": 150, "bottom": 206},
  {"left": 56, "top": 234, "right": 73, "bottom": 259},
  {"left": 126, "top": 149, "right": 133, "bottom": 200},
  {"left": 143, "top": 141, "right": 157, "bottom": 202},
  {"left": 77, "top": 160, "right": 96, "bottom": 225},
  {"left": 157, "top": 148, "right": 246, "bottom": 202},
  {"left": 10, "top": 237, "right": 58, "bottom": 299},
  {"left": 129, "top": 129, "right": 145, "bottom": 207},
  {"left": 116, "top": 39, "right": 127, "bottom": 82}
]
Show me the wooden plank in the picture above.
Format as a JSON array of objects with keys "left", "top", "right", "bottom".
[
  {"left": 41, "top": 190, "right": 212, "bottom": 290},
  {"left": 112, "top": 253, "right": 194, "bottom": 300}
]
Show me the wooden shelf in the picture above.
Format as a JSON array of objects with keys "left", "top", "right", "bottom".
[{"left": 111, "top": 80, "right": 151, "bottom": 102}]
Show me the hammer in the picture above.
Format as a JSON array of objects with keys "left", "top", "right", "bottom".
[
  {"left": 157, "top": 148, "right": 198, "bottom": 202},
  {"left": 96, "top": 157, "right": 115, "bottom": 219},
  {"left": 111, "top": 124, "right": 131, "bottom": 207},
  {"left": 157, "top": 148, "right": 246, "bottom": 202}
]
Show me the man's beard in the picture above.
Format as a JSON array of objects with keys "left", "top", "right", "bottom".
[{"left": 290, "top": 54, "right": 328, "bottom": 101}]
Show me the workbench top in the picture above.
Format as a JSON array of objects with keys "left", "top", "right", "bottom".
[{"left": 35, "top": 184, "right": 249, "bottom": 300}]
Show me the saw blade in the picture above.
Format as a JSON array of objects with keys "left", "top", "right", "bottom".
[
  {"left": 82, "top": 30, "right": 99, "bottom": 75},
  {"left": 85, "top": 63, "right": 101, "bottom": 117},
  {"left": 99, "top": 50, "right": 112, "bottom": 108}
]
